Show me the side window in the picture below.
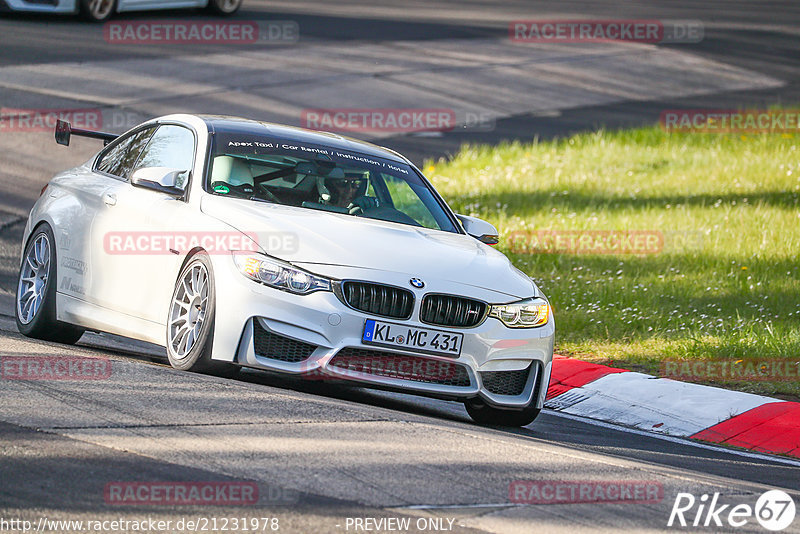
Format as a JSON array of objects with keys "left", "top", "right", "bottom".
[
  {"left": 96, "top": 127, "right": 156, "bottom": 180},
  {"left": 134, "top": 125, "right": 196, "bottom": 190}
]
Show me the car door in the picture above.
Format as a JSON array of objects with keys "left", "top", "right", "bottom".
[
  {"left": 77, "top": 125, "right": 156, "bottom": 307},
  {"left": 91, "top": 123, "right": 198, "bottom": 324}
]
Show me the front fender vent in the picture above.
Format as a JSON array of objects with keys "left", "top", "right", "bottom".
[{"left": 253, "top": 320, "right": 317, "bottom": 363}]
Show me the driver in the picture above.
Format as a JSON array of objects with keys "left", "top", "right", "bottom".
[{"left": 325, "top": 176, "right": 365, "bottom": 208}]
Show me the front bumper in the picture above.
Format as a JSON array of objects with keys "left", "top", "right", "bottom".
[{"left": 210, "top": 255, "right": 555, "bottom": 410}]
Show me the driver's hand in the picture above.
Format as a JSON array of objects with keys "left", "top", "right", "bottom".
[{"left": 347, "top": 196, "right": 379, "bottom": 214}]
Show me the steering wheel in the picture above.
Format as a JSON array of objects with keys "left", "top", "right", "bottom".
[
  {"left": 347, "top": 196, "right": 380, "bottom": 215},
  {"left": 255, "top": 183, "right": 282, "bottom": 203}
]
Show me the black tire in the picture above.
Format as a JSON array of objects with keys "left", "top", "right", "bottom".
[
  {"left": 464, "top": 398, "right": 541, "bottom": 427},
  {"left": 79, "top": 0, "right": 117, "bottom": 22},
  {"left": 15, "top": 224, "right": 85, "bottom": 344},
  {"left": 165, "top": 253, "right": 239, "bottom": 377},
  {"left": 206, "top": 0, "right": 243, "bottom": 16}
]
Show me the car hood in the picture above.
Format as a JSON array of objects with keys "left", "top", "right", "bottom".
[{"left": 201, "top": 195, "right": 535, "bottom": 299}]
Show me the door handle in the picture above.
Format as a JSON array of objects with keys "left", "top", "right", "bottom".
[{"left": 103, "top": 193, "right": 117, "bottom": 206}]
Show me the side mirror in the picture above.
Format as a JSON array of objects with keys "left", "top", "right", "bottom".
[
  {"left": 130, "top": 167, "right": 187, "bottom": 196},
  {"left": 456, "top": 214, "right": 499, "bottom": 245}
]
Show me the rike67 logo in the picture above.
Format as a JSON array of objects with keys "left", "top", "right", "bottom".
[{"left": 668, "top": 490, "right": 796, "bottom": 531}]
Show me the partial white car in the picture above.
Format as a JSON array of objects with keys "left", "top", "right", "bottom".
[
  {"left": 16, "top": 114, "right": 555, "bottom": 427},
  {"left": 0, "top": 0, "right": 242, "bottom": 22}
]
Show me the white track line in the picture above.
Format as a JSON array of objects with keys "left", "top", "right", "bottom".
[
  {"left": 548, "top": 371, "right": 780, "bottom": 436},
  {"left": 401, "top": 503, "right": 520, "bottom": 510}
]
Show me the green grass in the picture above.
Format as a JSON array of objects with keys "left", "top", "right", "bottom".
[{"left": 424, "top": 127, "right": 800, "bottom": 399}]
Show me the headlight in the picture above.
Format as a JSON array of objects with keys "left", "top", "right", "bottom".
[
  {"left": 489, "top": 298, "right": 550, "bottom": 328},
  {"left": 232, "top": 252, "right": 331, "bottom": 294}
]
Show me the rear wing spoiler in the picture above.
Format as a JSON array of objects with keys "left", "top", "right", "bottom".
[{"left": 55, "top": 119, "right": 118, "bottom": 147}]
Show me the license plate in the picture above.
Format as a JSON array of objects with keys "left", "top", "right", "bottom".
[{"left": 362, "top": 319, "right": 463, "bottom": 357}]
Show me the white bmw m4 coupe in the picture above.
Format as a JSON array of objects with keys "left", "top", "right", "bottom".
[{"left": 17, "top": 114, "right": 554, "bottom": 426}]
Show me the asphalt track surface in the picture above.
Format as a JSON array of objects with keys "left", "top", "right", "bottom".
[{"left": 1, "top": 2, "right": 800, "bottom": 532}]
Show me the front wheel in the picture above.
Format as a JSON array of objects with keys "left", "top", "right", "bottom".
[
  {"left": 16, "top": 224, "right": 85, "bottom": 344},
  {"left": 206, "top": 0, "right": 243, "bottom": 16},
  {"left": 166, "top": 253, "right": 238, "bottom": 377},
  {"left": 79, "top": 0, "right": 117, "bottom": 22},
  {"left": 464, "top": 398, "right": 541, "bottom": 427}
]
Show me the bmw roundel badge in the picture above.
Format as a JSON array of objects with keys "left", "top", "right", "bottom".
[{"left": 409, "top": 278, "right": 425, "bottom": 289}]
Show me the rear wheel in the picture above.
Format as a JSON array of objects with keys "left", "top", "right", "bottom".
[
  {"left": 464, "top": 398, "right": 541, "bottom": 427},
  {"left": 166, "top": 253, "right": 239, "bottom": 377},
  {"left": 16, "top": 224, "right": 85, "bottom": 344},
  {"left": 206, "top": 0, "right": 242, "bottom": 16},
  {"left": 79, "top": 0, "right": 117, "bottom": 22}
]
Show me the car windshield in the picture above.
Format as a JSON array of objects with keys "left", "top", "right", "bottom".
[{"left": 207, "top": 133, "right": 458, "bottom": 233}]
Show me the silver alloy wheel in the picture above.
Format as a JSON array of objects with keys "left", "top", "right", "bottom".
[
  {"left": 169, "top": 263, "right": 209, "bottom": 359},
  {"left": 212, "top": 0, "right": 242, "bottom": 13},
  {"left": 17, "top": 234, "right": 50, "bottom": 325},
  {"left": 87, "top": 0, "right": 114, "bottom": 19}
]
